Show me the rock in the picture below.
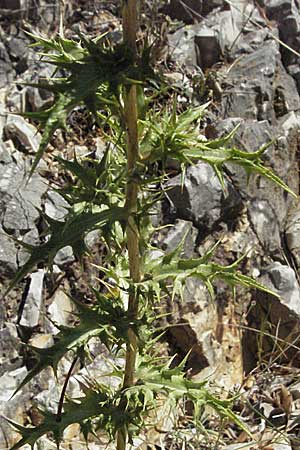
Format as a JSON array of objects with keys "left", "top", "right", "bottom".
[
  {"left": 244, "top": 263, "right": 300, "bottom": 371},
  {"left": 0, "top": 226, "right": 18, "bottom": 277},
  {"left": 160, "top": 219, "right": 198, "bottom": 258},
  {"left": 0, "top": 142, "right": 48, "bottom": 233},
  {"left": 3, "top": 172, "right": 46, "bottom": 233},
  {"left": 17, "top": 227, "right": 39, "bottom": 267},
  {"left": 265, "top": 263, "right": 300, "bottom": 316},
  {"left": 168, "top": 26, "right": 199, "bottom": 69},
  {"left": 25, "top": 62, "right": 55, "bottom": 111},
  {"left": 212, "top": 118, "right": 297, "bottom": 228},
  {"left": 222, "top": 42, "right": 279, "bottom": 121},
  {"left": 265, "top": 0, "right": 300, "bottom": 68},
  {"left": 29, "top": 333, "right": 54, "bottom": 348},
  {"left": 285, "top": 202, "right": 300, "bottom": 268},
  {"left": 165, "top": 276, "right": 244, "bottom": 388},
  {"left": 47, "top": 289, "right": 74, "bottom": 331},
  {"left": 248, "top": 199, "right": 281, "bottom": 255},
  {"left": 0, "top": 323, "right": 22, "bottom": 376},
  {"left": 6, "top": 33, "right": 29, "bottom": 74},
  {"left": 0, "top": 39, "right": 15, "bottom": 89},
  {"left": 0, "top": 366, "right": 27, "bottom": 401},
  {"left": 273, "top": 62, "right": 300, "bottom": 117},
  {"left": 54, "top": 246, "right": 75, "bottom": 266},
  {"left": 166, "top": 161, "right": 242, "bottom": 230},
  {"left": 4, "top": 115, "right": 41, "bottom": 153},
  {"left": 19, "top": 269, "right": 45, "bottom": 328},
  {"left": 288, "top": 64, "right": 300, "bottom": 92},
  {"left": 44, "top": 190, "right": 69, "bottom": 220}
]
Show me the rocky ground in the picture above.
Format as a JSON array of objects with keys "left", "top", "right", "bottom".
[{"left": 1, "top": 0, "right": 300, "bottom": 449}]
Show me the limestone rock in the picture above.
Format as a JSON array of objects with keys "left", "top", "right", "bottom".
[
  {"left": 166, "top": 161, "right": 242, "bottom": 230},
  {"left": 4, "top": 115, "right": 41, "bottom": 153},
  {"left": 159, "top": 219, "right": 198, "bottom": 258},
  {"left": 19, "top": 269, "right": 45, "bottom": 328},
  {"left": 285, "top": 202, "right": 300, "bottom": 268}
]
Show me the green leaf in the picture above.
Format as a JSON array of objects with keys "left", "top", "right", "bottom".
[
  {"left": 142, "top": 239, "right": 279, "bottom": 302},
  {"left": 13, "top": 292, "right": 130, "bottom": 395},
  {"left": 3, "top": 207, "right": 125, "bottom": 297}
]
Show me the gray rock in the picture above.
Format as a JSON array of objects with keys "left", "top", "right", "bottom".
[
  {"left": 285, "top": 203, "right": 300, "bottom": 268},
  {"left": 222, "top": 42, "right": 279, "bottom": 120},
  {"left": 166, "top": 161, "right": 241, "bottom": 230},
  {"left": 25, "top": 62, "right": 54, "bottom": 111},
  {"left": 0, "top": 142, "right": 48, "bottom": 233},
  {"left": 266, "top": 262, "right": 300, "bottom": 298},
  {"left": 168, "top": 26, "right": 199, "bottom": 69},
  {"left": 211, "top": 118, "right": 295, "bottom": 227},
  {"left": 44, "top": 190, "right": 69, "bottom": 221},
  {"left": 54, "top": 246, "right": 75, "bottom": 266},
  {"left": 273, "top": 62, "right": 300, "bottom": 117},
  {"left": 248, "top": 199, "right": 281, "bottom": 255},
  {"left": 0, "top": 226, "right": 18, "bottom": 277},
  {"left": 160, "top": 219, "right": 198, "bottom": 257},
  {"left": 17, "top": 227, "right": 39, "bottom": 267},
  {"left": 0, "top": 40, "right": 15, "bottom": 89},
  {"left": 5, "top": 84, "right": 25, "bottom": 112},
  {"left": 4, "top": 115, "right": 41, "bottom": 153},
  {"left": 245, "top": 262, "right": 300, "bottom": 370},
  {"left": 19, "top": 269, "right": 45, "bottom": 328},
  {"left": 44, "top": 193, "right": 75, "bottom": 266},
  {"left": 288, "top": 64, "right": 300, "bottom": 92},
  {"left": 3, "top": 172, "right": 46, "bottom": 232},
  {"left": 0, "top": 323, "right": 22, "bottom": 376},
  {"left": 6, "top": 33, "right": 29, "bottom": 74},
  {"left": 0, "top": 366, "right": 27, "bottom": 402},
  {"left": 209, "top": 1, "right": 271, "bottom": 59}
]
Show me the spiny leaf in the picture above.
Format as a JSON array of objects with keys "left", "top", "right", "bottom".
[
  {"left": 125, "top": 355, "right": 252, "bottom": 437},
  {"left": 13, "top": 293, "right": 129, "bottom": 395},
  {"left": 142, "top": 238, "right": 279, "bottom": 302},
  {"left": 8, "top": 389, "right": 119, "bottom": 450},
  {"left": 3, "top": 207, "right": 125, "bottom": 297},
  {"left": 28, "top": 93, "right": 74, "bottom": 177}
]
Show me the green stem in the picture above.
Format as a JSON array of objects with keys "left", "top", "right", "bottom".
[{"left": 117, "top": 1, "right": 140, "bottom": 450}]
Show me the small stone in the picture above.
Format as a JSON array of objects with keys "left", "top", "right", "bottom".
[
  {"left": 44, "top": 190, "right": 69, "bottom": 220},
  {"left": 168, "top": 26, "right": 198, "bottom": 69},
  {"left": 0, "top": 226, "right": 18, "bottom": 277},
  {"left": 48, "top": 289, "right": 74, "bottom": 331},
  {"left": 4, "top": 115, "right": 41, "bottom": 153},
  {"left": 54, "top": 246, "right": 75, "bottom": 266},
  {"left": 166, "top": 161, "right": 241, "bottom": 230},
  {"left": 29, "top": 333, "right": 54, "bottom": 349},
  {"left": 19, "top": 269, "right": 45, "bottom": 328},
  {"left": 248, "top": 199, "right": 281, "bottom": 255},
  {"left": 161, "top": 219, "right": 198, "bottom": 258},
  {"left": 0, "top": 366, "right": 27, "bottom": 401}
]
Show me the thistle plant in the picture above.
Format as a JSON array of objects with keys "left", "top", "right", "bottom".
[{"left": 5, "top": 1, "right": 296, "bottom": 449}]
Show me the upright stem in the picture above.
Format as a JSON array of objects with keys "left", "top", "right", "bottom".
[{"left": 117, "top": 1, "right": 141, "bottom": 450}]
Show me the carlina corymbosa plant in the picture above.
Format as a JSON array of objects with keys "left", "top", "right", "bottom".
[{"left": 3, "top": 1, "right": 297, "bottom": 449}]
